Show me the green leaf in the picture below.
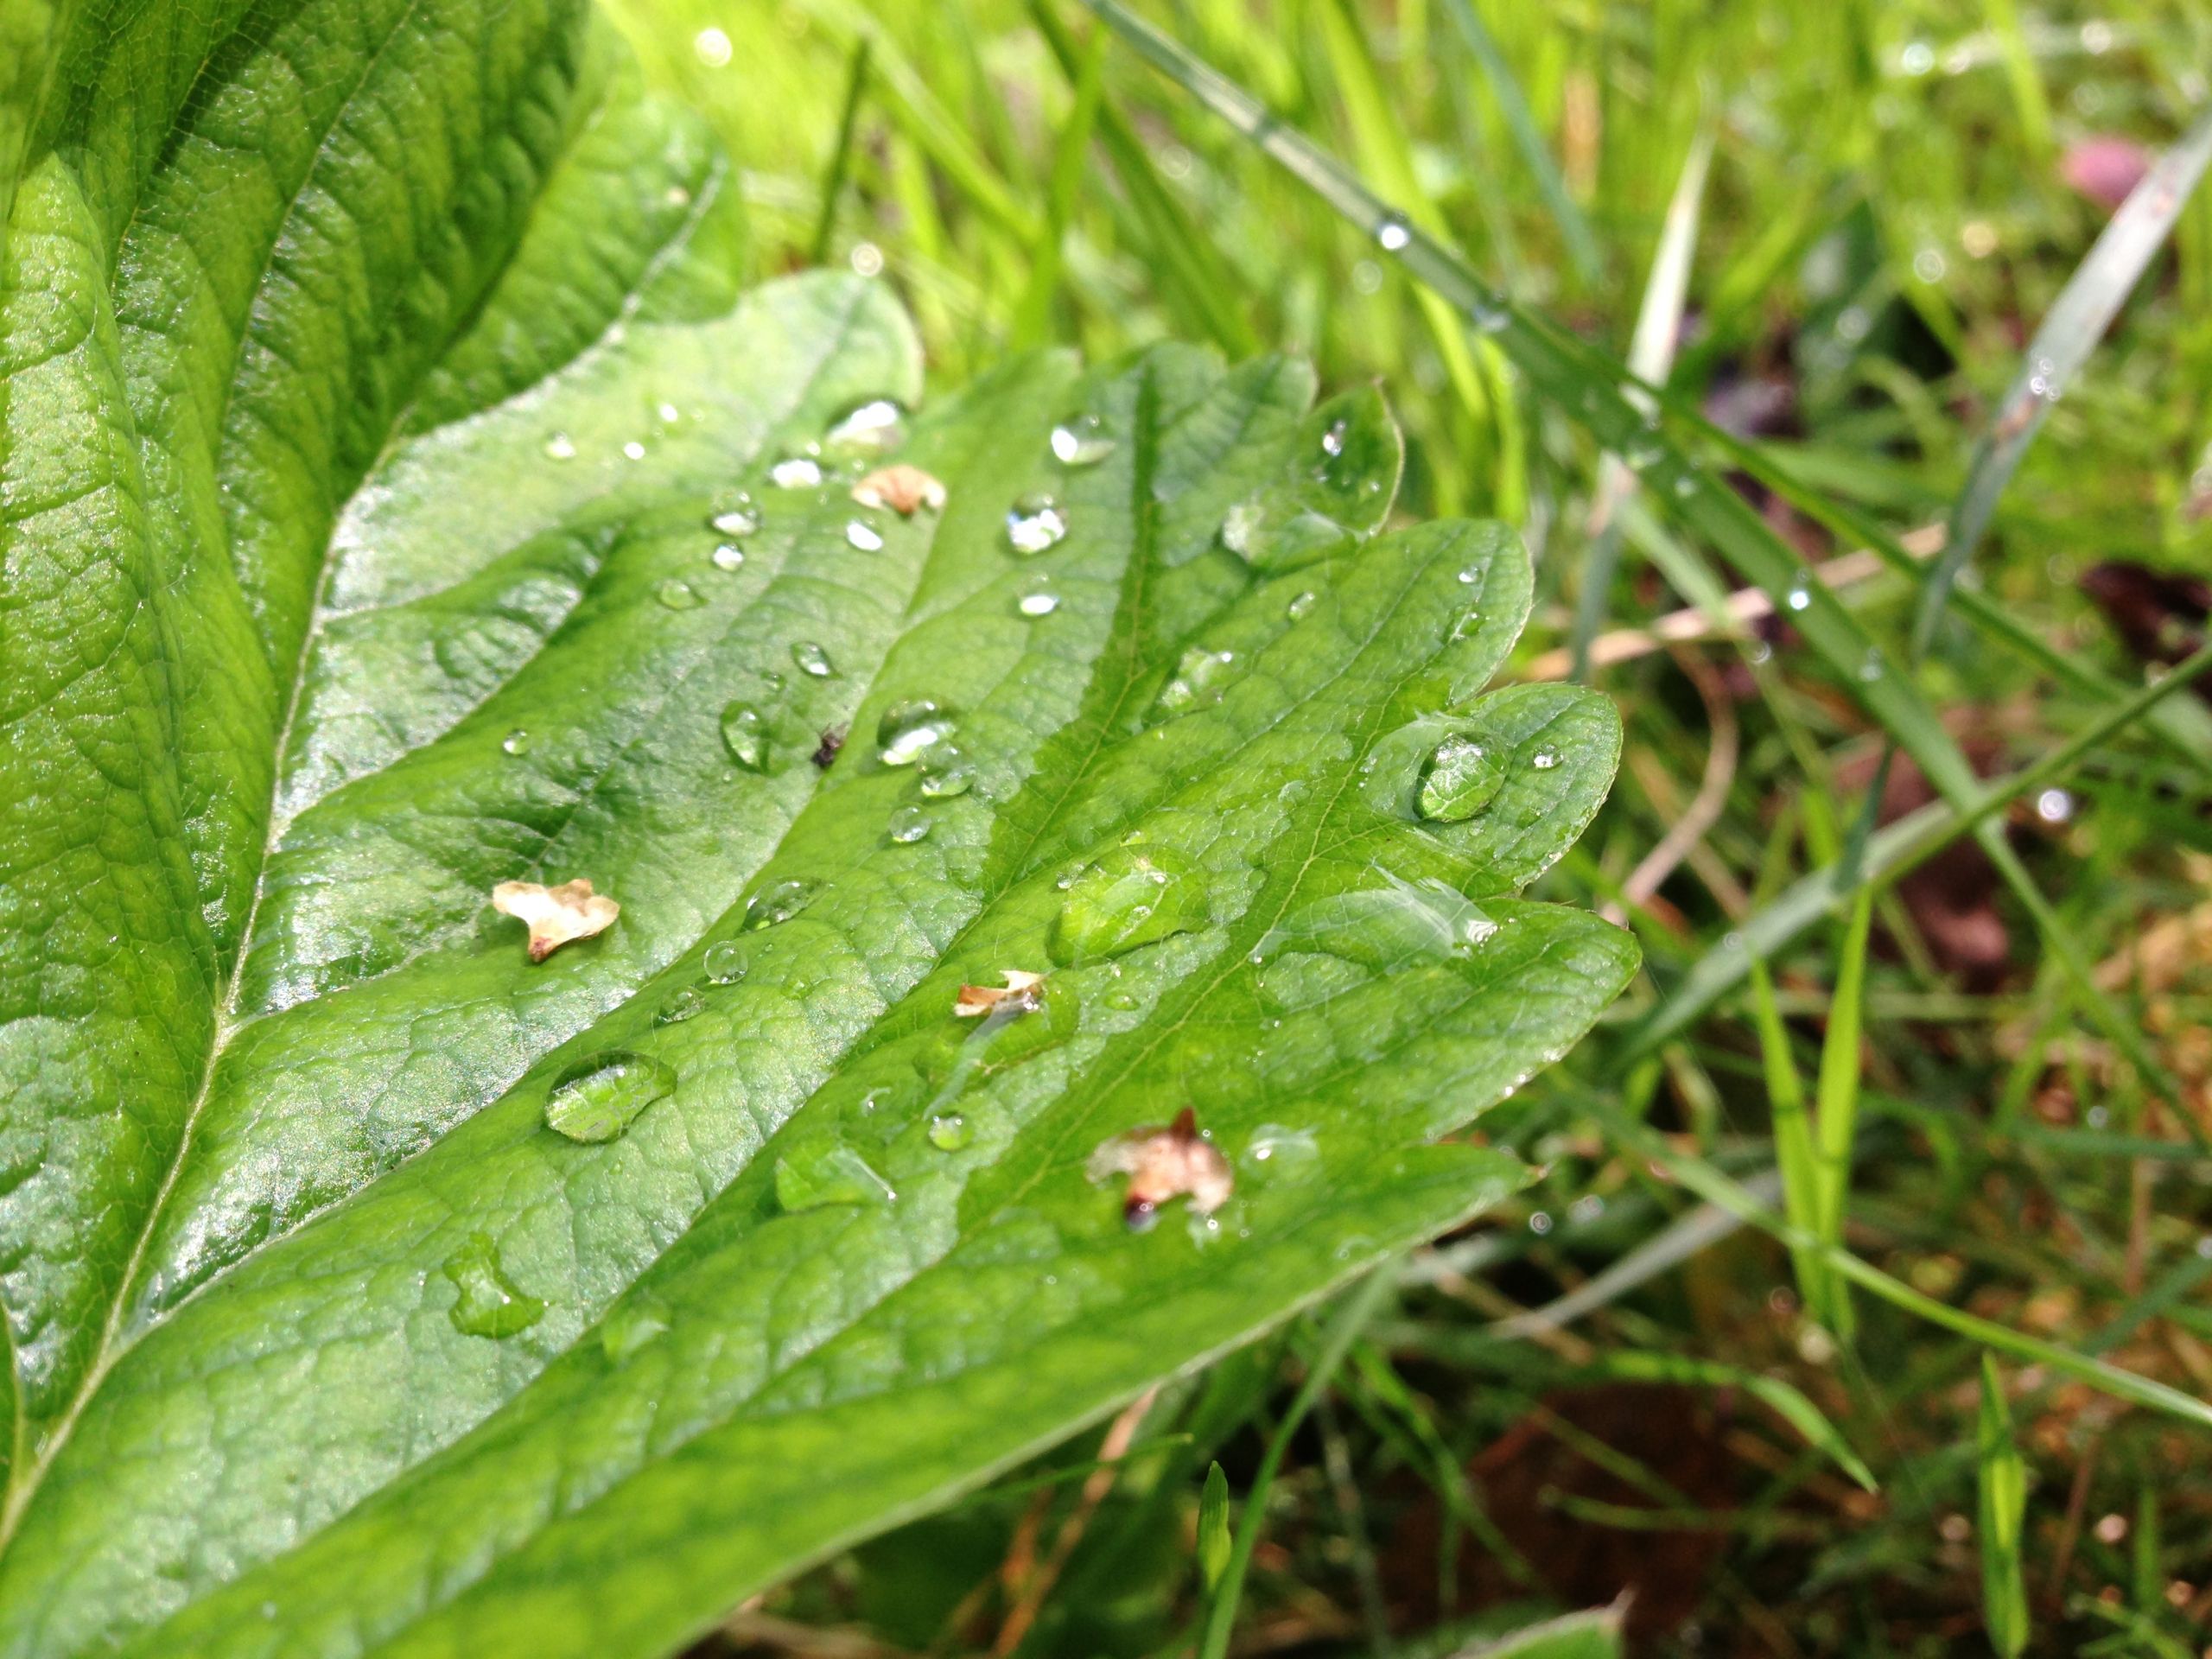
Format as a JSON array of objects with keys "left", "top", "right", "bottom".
[
  {"left": 0, "top": 9, "right": 1630, "bottom": 1656},
  {"left": 1196, "top": 1461, "right": 1231, "bottom": 1592},
  {"left": 1977, "top": 1357, "right": 2031, "bottom": 1658},
  {"left": 1459, "top": 1603, "right": 1627, "bottom": 1659}
]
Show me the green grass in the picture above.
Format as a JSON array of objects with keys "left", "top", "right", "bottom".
[{"left": 606, "top": 3, "right": 2212, "bottom": 1652}]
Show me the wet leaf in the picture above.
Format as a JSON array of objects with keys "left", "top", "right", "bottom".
[{"left": 0, "top": 13, "right": 1630, "bottom": 1656}]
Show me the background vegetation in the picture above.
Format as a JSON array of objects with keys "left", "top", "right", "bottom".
[{"left": 599, "top": 2, "right": 2212, "bottom": 1652}]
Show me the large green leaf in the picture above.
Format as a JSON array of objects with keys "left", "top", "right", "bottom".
[{"left": 0, "top": 4, "right": 1632, "bottom": 1654}]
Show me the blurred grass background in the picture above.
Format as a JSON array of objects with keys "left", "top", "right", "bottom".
[{"left": 601, "top": 2, "right": 2212, "bottom": 1653}]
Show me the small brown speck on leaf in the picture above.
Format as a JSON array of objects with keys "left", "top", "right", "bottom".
[
  {"left": 492, "top": 878, "right": 619, "bottom": 962},
  {"left": 811, "top": 725, "right": 846, "bottom": 769},
  {"left": 852, "top": 464, "right": 946, "bottom": 516},
  {"left": 954, "top": 969, "right": 1045, "bottom": 1018},
  {"left": 1087, "top": 1107, "right": 1233, "bottom": 1230}
]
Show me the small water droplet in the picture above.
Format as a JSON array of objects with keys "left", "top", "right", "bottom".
[
  {"left": 543, "top": 432, "right": 576, "bottom": 461},
  {"left": 824, "top": 397, "right": 906, "bottom": 455},
  {"left": 623, "top": 440, "right": 647, "bottom": 462},
  {"left": 721, "top": 702, "right": 768, "bottom": 771},
  {"left": 656, "top": 984, "right": 709, "bottom": 1025},
  {"left": 1018, "top": 577, "right": 1059, "bottom": 617},
  {"left": 600, "top": 1297, "right": 670, "bottom": 1362},
  {"left": 918, "top": 761, "right": 975, "bottom": 799},
  {"left": 1154, "top": 646, "right": 1238, "bottom": 716},
  {"left": 1417, "top": 734, "right": 1506, "bottom": 822},
  {"left": 887, "top": 805, "right": 931, "bottom": 844},
  {"left": 1457, "top": 565, "right": 1483, "bottom": 584},
  {"left": 928, "top": 1112, "right": 971, "bottom": 1151},
  {"left": 791, "top": 640, "right": 835, "bottom": 677},
  {"left": 1783, "top": 572, "right": 1812, "bottom": 612},
  {"left": 1672, "top": 473, "right": 1698, "bottom": 498},
  {"left": 545, "top": 1051, "right": 677, "bottom": 1143},
  {"left": 708, "top": 502, "right": 759, "bottom": 536},
  {"left": 1320, "top": 418, "right": 1348, "bottom": 457},
  {"left": 1242, "top": 1124, "right": 1319, "bottom": 1176},
  {"left": 1050, "top": 412, "right": 1116, "bottom": 467},
  {"left": 444, "top": 1233, "right": 545, "bottom": 1338},
  {"left": 1531, "top": 748, "right": 1560, "bottom": 771},
  {"left": 775, "top": 1143, "right": 896, "bottom": 1210},
  {"left": 501, "top": 728, "right": 531, "bottom": 756},
  {"left": 702, "top": 940, "right": 747, "bottom": 984},
  {"left": 770, "top": 455, "right": 824, "bottom": 490},
  {"left": 1374, "top": 212, "right": 1412, "bottom": 251},
  {"left": 710, "top": 542, "right": 746, "bottom": 572},
  {"left": 1286, "top": 589, "right": 1319, "bottom": 620},
  {"left": 658, "top": 402, "right": 682, "bottom": 426},
  {"left": 878, "top": 698, "right": 956, "bottom": 766},
  {"left": 845, "top": 519, "right": 886, "bottom": 552},
  {"left": 2035, "top": 786, "right": 2074, "bottom": 824},
  {"left": 742, "top": 878, "right": 816, "bottom": 931},
  {"left": 657, "top": 578, "right": 702, "bottom": 610},
  {"left": 1051, "top": 843, "right": 1207, "bottom": 964},
  {"left": 1006, "top": 493, "right": 1068, "bottom": 555},
  {"left": 1858, "top": 645, "right": 1884, "bottom": 682}
]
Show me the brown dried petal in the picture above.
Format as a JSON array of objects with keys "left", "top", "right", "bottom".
[
  {"left": 954, "top": 969, "right": 1045, "bottom": 1017},
  {"left": 492, "top": 877, "right": 620, "bottom": 962},
  {"left": 1088, "top": 1107, "right": 1233, "bottom": 1229},
  {"left": 853, "top": 463, "right": 946, "bottom": 517}
]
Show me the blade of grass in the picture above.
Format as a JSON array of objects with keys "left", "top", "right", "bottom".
[
  {"left": 1011, "top": 14, "right": 1107, "bottom": 349},
  {"left": 1436, "top": 0, "right": 1601, "bottom": 285},
  {"left": 1809, "top": 888, "right": 1874, "bottom": 1339},
  {"left": 1978, "top": 1356, "right": 2031, "bottom": 1658},
  {"left": 1750, "top": 957, "right": 1830, "bottom": 1321},
  {"left": 1580, "top": 1351, "right": 1876, "bottom": 1492},
  {"left": 807, "top": 39, "right": 872, "bottom": 265}
]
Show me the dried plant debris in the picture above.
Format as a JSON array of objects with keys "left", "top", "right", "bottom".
[
  {"left": 852, "top": 463, "right": 946, "bottom": 516},
  {"left": 1086, "top": 1107, "right": 1234, "bottom": 1230},
  {"left": 954, "top": 969, "right": 1046, "bottom": 1018},
  {"left": 492, "top": 878, "right": 620, "bottom": 962},
  {"left": 810, "top": 725, "right": 846, "bottom": 769}
]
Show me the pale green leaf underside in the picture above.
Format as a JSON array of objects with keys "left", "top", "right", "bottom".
[{"left": 0, "top": 5, "right": 1634, "bottom": 1656}]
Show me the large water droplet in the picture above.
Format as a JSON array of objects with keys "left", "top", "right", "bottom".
[
  {"left": 709, "top": 503, "right": 759, "bottom": 536},
  {"left": 887, "top": 805, "right": 932, "bottom": 844},
  {"left": 845, "top": 519, "right": 885, "bottom": 552},
  {"left": 791, "top": 640, "right": 835, "bottom": 677},
  {"left": 1017, "top": 577, "right": 1059, "bottom": 616},
  {"left": 543, "top": 432, "right": 576, "bottom": 461},
  {"left": 1154, "top": 646, "right": 1238, "bottom": 716},
  {"left": 770, "top": 455, "right": 824, "bottom": 490},
  {"left": 1416, "top": 734, "right": 1506, "bottom": 822},
  {"left": 1530, "top": 748, "right": 1560, "bottom": 771},
  {"left": 721, "top": 701, "right": 768, "bottom": 771},
  {"left": 1050, "top": 843, "right": 1208, "bottom": 964},
  {"left": 545, "top": 1051, "right": 677, "bottom": 1143},
  {"left": 1006, "top": 493, "right": 1068, "bottom": 555},
  {"left": 929, "top": 1111, "right": 972, "bottom": 1151},
  {"left": 824, "top": 397, "right": 906, "bottom": 455},
  {"left": 918, "top": 760, "right": 975, "bottom": 799},
  {"left": 1050, "top": 412, "right": 1116, "bottom": 467},
  {"left": 656, "top": 984, "right": 709, "bottom": 1025},
  {"left": 657, "top": 578, "right": 703, "bottom": 611},
  {"left": 775, "top": 1143, "right": 896, "bottom": 1211},
  {"left": 702, "top": 940, "right": 747, "bottom": 984},
  {"left": 742, "top": 878, "right": 816, "bottom": 931},
  {"left": 501, "top": 728, "right": 532, "bottom": 756},
  {"left": 710, "top": 543, "right": 745, "bottom": 572},
  {"left": 444, "top": 1234, "right": 545, "bottom": 1338},
  {"left": 878, "top": 698, "right": 956, "bottom": 766}
]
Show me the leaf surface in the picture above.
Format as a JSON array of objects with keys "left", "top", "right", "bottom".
[{"left": 0, "top": 8, "right": 1632, "bottom": 1655}]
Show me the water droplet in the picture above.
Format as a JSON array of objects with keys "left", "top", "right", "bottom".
[
  {"left": 1783, "top": 572, "right": 1812, "bottom": 612},
  {"left": 1858, "top": 645, "right": 1884, "bottom": 682},
  {"left": 623, "top": 440, "right": 648, "bottom": 462},
  {"left": 878, "top": 698, "right": 956, "bottom": 766},
  {"left": 887, "top": 805, "right": 932, "bottom": 844},
  {"left": 918, "top": 761, "right": 975, "bottom": 799},
  {"left": 1154, "top": 646, "right": 1238, "bottom": 716},
  {"left": 1531, "top": 749, "right": 1560, "bottom": 771},
  {"left": 1018, "top": 577, "right": 1059, "bottom": 616},
  {"left": 2035, "top": 786, "right": 2074, "bottom": 824},
  {"left": 600, "top": 1297, "right": 670, "bottom": 1362},
  {"left": 824, "top": 398, "right": 906, "bottom": 455},
  {"left": 702, "top": 940, "right": 747, "bottom": 984},
  {"left": 1050, "top": 843, "right": 1207, "bottom": 964},
  {"left": 719, "top": 701, "right": 769, "bottom": 771},
  {"left": 710, "top": 542, "right": 746, "bottom": 572},
  {"left": 1050, "top": 412, "right": 1116, "bottom": 467},
  {"left": 709, "top": 503, "right": 759, "bottom": 536},
  {"left": 543, "top": 432, "right": 575, "bottom": 461},
  {"left": 1457, "top": 565, "right": 1483, "bottom": 585},
  {"left": 845, "top": 519, "right": 886, "bottom": 552},
  {"left": 658, "top": 402, "right": 683, "bottom": 426},
  {"left": 775, "top": 1143, "right": 896, "bottom": 1210},
  {"left": 791, "top": 640, "right": 835, "bottom": 677},
  {"left": 1374, "top": 212, "right": 1413, "bottom": 251},
  {"left": 1286, "top": 589, "right": 1319, "bottom": 620},
  {"left": 1242, "top": 1124, "right": 1319, "bottom": 1176},
  {"left": 1417, "top": 734, "right": 1506, "bottom": 822},
  {"left": 1320, "top": 418, "right": 1348, "bottom": 458},
  {"left": 928, "top": 1112, "right": 971, "bottom": 1151},
  {"left": 444, "top": 1233, "right": 545, "bottom": 1338},
  {"left": 545, "top": 1051, "right": 677, "bottom": 1144},
  {"left": 770, "top": 456, "right": 824, "bottom": 490},
  {"left": 657, "top": 578, "right": 703, "bottom": 610},
  {"left": 656, "top": 984, "right": 709, "bottom": 1025},
  {"left": 1006, "top": 493, "right": 1068, "bottom": 555},
  {"left": 742, "top": 878, "right": 816, "bottom": 931},
  {"left": 1672, "top": 473, "right": 1698, "bottom": 498},
  {"left": 501, "top": 728, "right": 531, "bottom": 756}
]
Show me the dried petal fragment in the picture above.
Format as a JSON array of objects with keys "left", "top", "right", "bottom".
[
  {"left": 1087, "top": 1107, "right": 1234, "bottom": 1230},
  {"left": 852, "top": 463, "right": 946, "bottom": 516},
  {"left": 954, "top": 969, "right": 1045, "bottom": 1017},
  {"left": 492, "top": 878, "right": 620, "bottom": 962}
]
